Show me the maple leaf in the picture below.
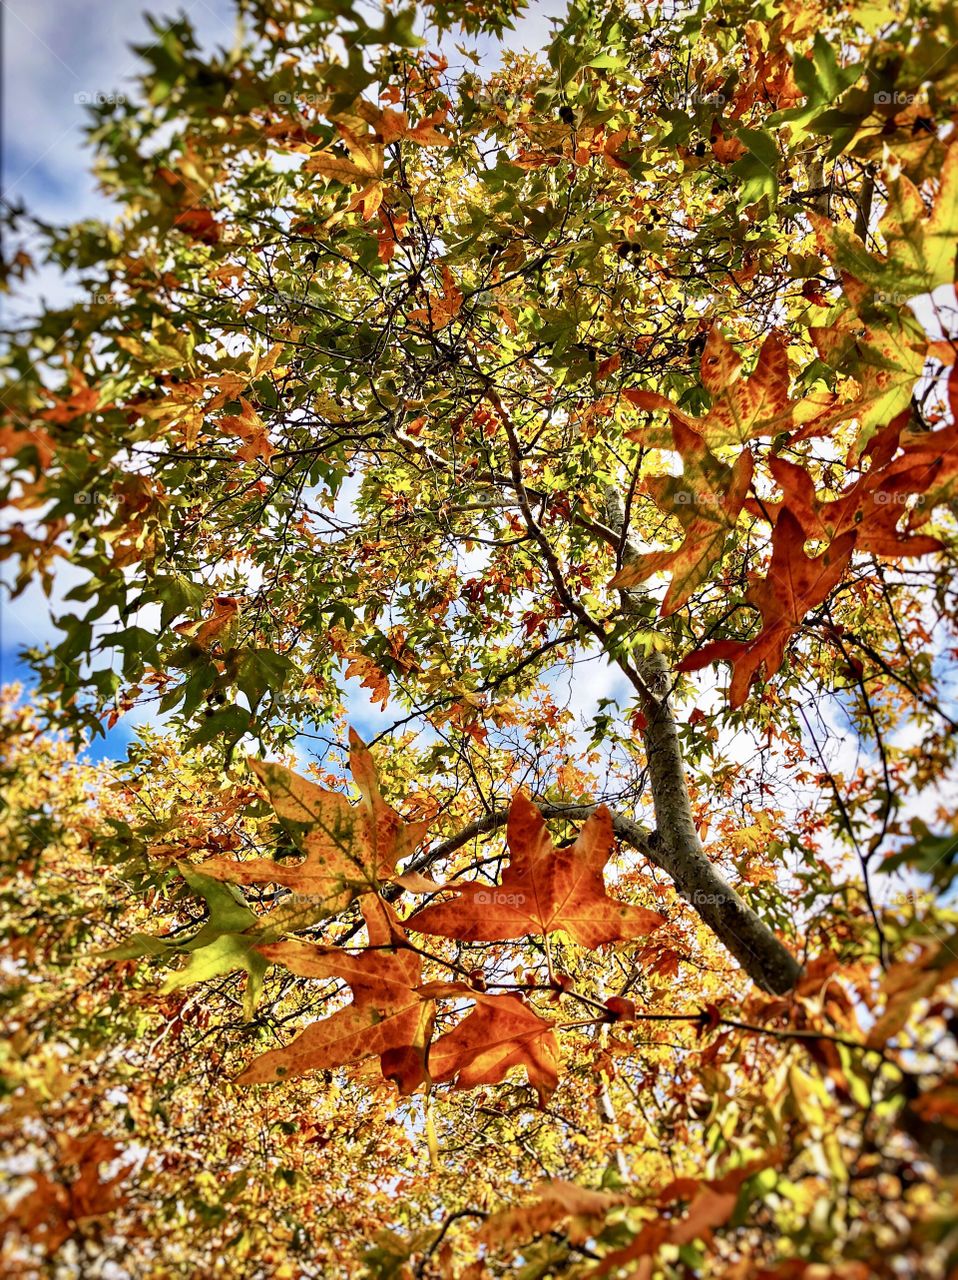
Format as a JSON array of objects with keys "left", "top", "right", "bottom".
[
  {"left": 377, "top": 208, "right": 409, "bottom": 265},
  {"left": 0, "top": 418, "right": 56, "bottom": 471},
  {"left": 804, "top": 303, "right": 927, "bottom": 452},
  {"left": 866, "top": 927, "right": 958, "bottom": 1048},
  {"left": 679, "top": 509, "right": 856, "bottom": 707},
  {"left": 174, "top": 594, "right": 241, "bottom": 651},
  {"left": 0, "top": 522, "right": 65, "bottom": 598},
  {"left": 217, "top": 397, "right": 275, "bottom": 463},
  {"left": 2, "top": 1134, "right": 129, "bottom": 1256},
  {"left": 237, "top": 897, "right": 432, "bottom": 1091},
  {"left": 409, "top": 792, "right": 663, "bottom": 947},
  {"left": 196, "top": 728, "right": 431, "bottom": 914},
  {"left": 889, "top": 398, "right": 958, "bottom": 519},
  {"left": 39, "top": 369, "right": 104, "bottom": 425},
  {"left": 610, "top": 419, "right": 754, "bottom": 613},
  {"left": 305, "top": 125, "right": 384, "bottom": 220},
  {"left": 592, "top": 1158, "right": 776, "bottom": 1274},
  {"left": 747, "top": 420, "right": 944, "bottom": 560},
  {"left": 172, "top": 206, "right": 220, "bottom": 244},
  {"left": 811, "top": 140, "right": 958, "bottom": 300},
  {"left": 343, "top": 651, "right": 391, "bottom": 709},
  {"left": 155, "top": 167, "right": 221, "bottom": 243},
  {"left": 625, "top": 329, "right": 830, "bottom": 449},
  {"left": 377, "top": 105, "right": 452, "bottom": 147},
  {"left": 479, "top": 1180, "right": 631, "bottom": 1248},
  {"left": 304, "top": 148, "right": 383, "bottom": 186},
  {"left": 428, "top": 992, "right": 560, "bottom": 1105},
  {"left": 99, "top": 866, "right": 269, "bottom": 1018},
  {"left": 408, "top": 265, "right": 464, "bottom": 331}
]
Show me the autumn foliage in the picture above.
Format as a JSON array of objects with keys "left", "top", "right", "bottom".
[{"left": 4, "top": 0, "right": 958, "bottom": 1275}]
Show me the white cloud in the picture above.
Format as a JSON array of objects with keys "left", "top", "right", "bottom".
[{"left": 5, "top": 0, "right": 235, "bottom": 221}]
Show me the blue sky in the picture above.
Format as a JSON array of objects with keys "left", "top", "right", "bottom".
[{"left": 3, "top": 0, "right": 236, "bottom": 224}]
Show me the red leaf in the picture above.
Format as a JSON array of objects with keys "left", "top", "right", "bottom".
[{"left": 237, "top": 897, "right": 432, "bottom": 1092}]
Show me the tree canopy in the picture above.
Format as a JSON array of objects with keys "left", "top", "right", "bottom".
[{"left": 4, "top": 0, "right": 958, "bottom": 1274}]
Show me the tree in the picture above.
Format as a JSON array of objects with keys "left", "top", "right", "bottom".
[{"left": 3, "top": 0, "right": 958, "bottom": 1273}]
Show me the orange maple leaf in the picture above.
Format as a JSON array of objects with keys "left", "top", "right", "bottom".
[
  {"left": 428, "top": 992, "right": 560, "bottom": 1105},
  {"left": 156, "top": 167, "right": 221, "bottom": 243},
  {"left": 378, "top": 105, "right": 452, "bottom": 147},
  {"left": 610, "top": 419, "right": 754, "bottom": 613},
  {"left": 174, "top": 594, "right": 241, "bottom": 651},
  {"left": 592, "top": 1157, "right": 777, "bottom": 1274},
  {"left": 343, "top": 652, "right": 391, "bottom": 709},
  {"left": 625, "top": 328, "right": 831, "bottom": 449},
  {"left": 745, "top": 408, "right": 958, "bottom": 561},
  {"left": 237, "top": 896, "right": 432, "bottom": 1091},
  {"left": 409, "top": 792, "right": 663, "bottom": 947},
  {"left": 0, "top": 418, "right": 56, "bottom": 471},
  {"left": 217, "top": 397, "right": 276, "bottom": 463},
  {"left": 408, "top": 265, "right": 463, "bottom": 331},
  {"left": 172, "top": 206, "right": 220, "bottom": 244},
  {"left": 2, "top": 1134, "right": 129, "bottom": 1257},
  {"left": 679, "top": 508, "right": 856, "bottom": 706},
  {"left": 195, "top": 728, "right": 431, "bottom": 910},
  {"left": 377, "top": 208, "right": 409, "bottom": 264},
  {"left": 304, "top": 133, "right": 383, "bottom": 220},
  {"left": 480, "top": 1180, "right": 631, "bottom": 1248}
]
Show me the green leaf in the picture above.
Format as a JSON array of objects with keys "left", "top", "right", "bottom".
[
  {"left": 99, "top": 869, "right": 268, "bottom": 1016},
  {"left": 732, "top": 128, "right": 779, "bottom": 209},
  {"left": 186, "top": 705, "right": 252, "bottom": 748},
  {"left": 162, "top": 933, "right": 269, "bottom": 1019}
]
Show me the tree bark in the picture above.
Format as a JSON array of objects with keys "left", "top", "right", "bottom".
[{"left": 603, "top": 488, "right": 802, "bottom": 995}]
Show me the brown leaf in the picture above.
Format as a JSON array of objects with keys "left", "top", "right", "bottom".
[
  {"left": 409, "top": 792, "right": 663, "bottom": 948},
  {"left": 408, "top": 265, "right": 463, "bottom": 331},
  {"left": 173, "top": 594, "right": 241, "bottom": 650},
  {"left": 218, "top": 397, "right": 275, "bottom": 463},
  {"left": 746, "top": 413, "right": 944, "bottom": 558},
  {"left": 479, "top": 1180, "right": 630, "bottom": 1248},
  {"left": 679, "top": 509, "right": 856, "bottom": 706},
  {"left": 305, "top": 150, "right": 383, "bottom": 184},
  {"left": 2, "top": 1134, "right": 129, "bottom": 1257},
  {"left": 429, "top": 993, "right": 560, "bottom": 1105},
  {"left": 238, "top": 896, "right": 432, "bottom": 1091},
  {"left": 195, "top": 728, "right": 430, "bottom": 913},
  {"left": 172, "top": 206, "right": 220, "bottom": 244}
]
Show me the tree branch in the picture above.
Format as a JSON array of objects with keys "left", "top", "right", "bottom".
[{"left": 602, "top": 487, "right": 802, "bottom": 995}]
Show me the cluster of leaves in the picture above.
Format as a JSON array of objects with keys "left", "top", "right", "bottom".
[
  {"left": 3, "top": 704, "right": 958, "bottom": 1276},
  {"left": 5, "top": 0, "right": 958, "bottom": 1273}
]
